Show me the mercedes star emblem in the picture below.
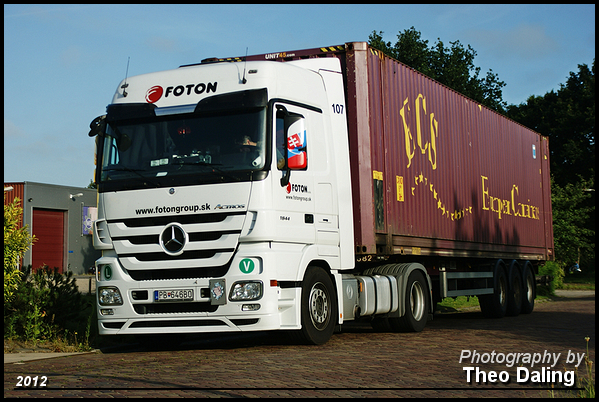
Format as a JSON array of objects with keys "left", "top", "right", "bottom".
[{"left": 160, "top": 223, "right": 187, "bottom": 255}]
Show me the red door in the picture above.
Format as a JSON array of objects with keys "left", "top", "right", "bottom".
[{"left": 31, "top": 209, "right": 65, "bottom": 273}]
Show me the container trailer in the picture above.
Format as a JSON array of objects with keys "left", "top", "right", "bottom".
[{"left": 88, "top": 42, "right": 554, "bottom": 344}]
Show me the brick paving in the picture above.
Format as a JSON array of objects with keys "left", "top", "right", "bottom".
[{"left": 4, "top": 295, "right": 594, "bottom": 398}]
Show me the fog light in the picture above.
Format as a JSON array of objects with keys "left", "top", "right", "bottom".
[
  {"left": 100, "top": 309, "right": 114, "bottom": 316},
  {"left": 242, "top": 304, "right": 261, "bottom": 311},
  {"left": 229, "top": 281, "right": 262, "bottom": 301},
  {"left": 98, "top": 286, "right": 123, "bottom": 306}
]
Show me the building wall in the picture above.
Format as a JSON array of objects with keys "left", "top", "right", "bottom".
[{"left": 4, "top": 182, "right": 101, "bottom": 275}]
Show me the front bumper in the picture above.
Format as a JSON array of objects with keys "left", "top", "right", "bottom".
[{"left": 95, "top": 255, "right": 300, "bottom": 335}]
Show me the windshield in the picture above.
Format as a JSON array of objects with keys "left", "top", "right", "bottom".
[{"left": 98, "top": 108, "right": 267, "bottom": 190}]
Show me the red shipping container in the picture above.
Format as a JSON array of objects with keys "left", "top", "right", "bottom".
[{"left": 343, "top": 43, "right": 553, "bottom": 261}]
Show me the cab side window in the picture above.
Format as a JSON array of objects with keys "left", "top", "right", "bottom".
[{"left": 276, "top": 114, "right": 286, "bottom": 170}]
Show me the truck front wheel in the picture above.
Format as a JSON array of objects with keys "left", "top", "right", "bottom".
[{"left": 298, "top": 266, "right": 337, "bottom": 345}]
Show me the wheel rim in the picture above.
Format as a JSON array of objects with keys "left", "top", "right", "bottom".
[
  {"left": 526, "top": 273, "right": 534, "bottom": 303},
  {"left": 499, "top": 275, "right": 507, "bottom": 307},
  {"left": 309, "top": 282, "right": 329, "bottom": 329},
  {"left": 409, "top": 280, "right": 425, "bottom": 321}
]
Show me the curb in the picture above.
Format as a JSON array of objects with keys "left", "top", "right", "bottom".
[{"left": 4, "top": 350, "right": 100, "bottom": 364}]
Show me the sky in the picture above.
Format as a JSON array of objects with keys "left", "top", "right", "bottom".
[{"left": 4, "top": 4, "right": 595, "bottom": 188}]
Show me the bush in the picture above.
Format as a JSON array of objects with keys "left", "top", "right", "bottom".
[
  {"left": 4, "top": 195, "right": 35, "bottom": 303},
  {"left": 4, "top": 265, "right": 93, "bottom": 347},
  {"left": 537, "top": 260, "right": 564, "bottom": 296}
]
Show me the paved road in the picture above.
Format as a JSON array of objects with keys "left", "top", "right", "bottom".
[{"left": 4, "top": 293, "right": 594, "bottom": 397}]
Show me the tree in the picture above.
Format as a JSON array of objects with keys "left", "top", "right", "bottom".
[
  {"left": 550, "top": 177, "right": 594, "bottom": 267},
  {"left": 506, "top": 61, "right": 595, "bottom": 189},
  {"left": 4, "top": 195, "right": 35, "bottom": 303},
  {"left": 507, "top": 60, "right": 595, "bottom": 270},
  {"left": 369, "top": 28, "right": 507, "bottom": 113},
  {"left": 86, "top": 179, "right": 97, "bottom": 190}
]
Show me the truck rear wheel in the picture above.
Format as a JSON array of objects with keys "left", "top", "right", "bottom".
[
  {"left": 394, "top": 270, "right": 429, "bottom": 332},
  {"left": 506, "top": 260, "right": 523, "bottom": 316},
  {"left": 521, "top": 261, "right": 536, "bottom": 314},
  {"left": 298, "top": 266, "right": 337, "bottom": 345},
  {"left": 479, "top": 261, "right": 508, "bottom": 318}
]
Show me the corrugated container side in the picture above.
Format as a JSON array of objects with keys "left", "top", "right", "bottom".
[{"left": 346, "top": 44, "right": 553, "bottom": 261}]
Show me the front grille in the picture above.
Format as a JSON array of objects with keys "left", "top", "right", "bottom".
[
  {"left": 117, "top": 212, "right": 236, "bottom": 227},
  {"left": 126, "top": 265, "right": 230, "bottom": 281},
  {"left": 122, "top": 249, "right": 224, "bottom": 262},
  {"left": 107, "top": 211, "right": 246, "bottom": 281}
]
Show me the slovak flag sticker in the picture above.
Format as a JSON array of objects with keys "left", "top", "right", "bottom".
[{"left": 287, "top": 130, "right": 307, "bottom": 169}]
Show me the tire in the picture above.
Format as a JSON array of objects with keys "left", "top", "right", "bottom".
[
  {"left": 479, "top": 260, "right": 508, "bottom": 318},
  {"left": 298, "top": 267, "right": 337, "bottom": 345},
  {"left": 521, "top": 261, "right": 536, "bottom": 314},
  {"left": 506, "top": 260, "right": 523, "bottom": 316},
  {"left": 394, "top": 270, "right": 429, "bottom": 332}
]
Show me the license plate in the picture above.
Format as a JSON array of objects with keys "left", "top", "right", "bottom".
[{"left": 154, "top": 289, "right": 194, "bottom": 302}]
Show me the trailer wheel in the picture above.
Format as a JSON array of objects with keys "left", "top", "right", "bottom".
[
  {"left": 479, "top": 261, "right": 508, "bottom": 318},
  {"left": 506, "top": 260, "right": 523, "bottom": 316},
  {"left": 298, "top": 266, "right": 337, "bottom": 345},
  {"left": 521, "top": 261, "right": 536, "bottom": 314},
  {"left": 395, "top": 270, "right": 429, "bottom": 332}
]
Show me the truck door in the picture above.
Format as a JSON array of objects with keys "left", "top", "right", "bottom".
[{"left": 272, "top": 103, "right": 320, "bottom": 245}]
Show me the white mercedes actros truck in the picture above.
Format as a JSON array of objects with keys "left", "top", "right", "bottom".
[{"left": 89, "top": 43, "right": 553, "bottom": 345}]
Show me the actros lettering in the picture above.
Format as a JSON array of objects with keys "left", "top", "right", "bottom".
[{"left": 215, "top": 204, "right": 245, "bottom": 210}]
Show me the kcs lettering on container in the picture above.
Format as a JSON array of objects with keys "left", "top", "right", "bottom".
[{"left": 145, "top": 82, "right": 218, "bottom": 103}]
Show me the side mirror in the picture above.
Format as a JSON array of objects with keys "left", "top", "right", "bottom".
[
  {"left": 277, "top": 106, "right": 307, "bottom": 187},
  {"left": 88, "top": 115, "right": 106, "bottom": 137}
]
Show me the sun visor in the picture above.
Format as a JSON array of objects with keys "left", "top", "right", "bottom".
[
  {"left": 194, "top": 88, "right": 267, "bottom": 114},
  {"left": 106, "top": 103, "right": 157, "bottom": 123}
]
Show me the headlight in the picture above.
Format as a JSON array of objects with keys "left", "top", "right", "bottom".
[
  {"left": 98, "top": 286, "right": 123, "bottom": 306},
  {"left": 229, "top": 281, "right": 263, "bottom": 301}
]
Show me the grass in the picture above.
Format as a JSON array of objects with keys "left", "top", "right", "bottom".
[
  {"left": 437, "top": 268, "right": 595, "bottom": 312},
  {"left": 436, "top": 296, "right": 481, "bottom": 313},
  {"left": 561, "top": 269, "right": 595, "bottom": 290}
]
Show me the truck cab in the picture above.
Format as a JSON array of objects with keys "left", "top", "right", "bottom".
[{"left": 90, "top": 56, "right": 354, "bottom": 344}]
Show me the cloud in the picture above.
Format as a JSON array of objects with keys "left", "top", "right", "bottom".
[
  {"left": 4, "top": 4, "right": 96, "bottom": 20},
  {"left": 467, "top": 23, "right": 559, "bottom": 61},
  {"left": 145, "top": 37, "right": 178, "bottom": 53},
  {"left": 3, "top": 119, "right": 28, "bottom": 139}
]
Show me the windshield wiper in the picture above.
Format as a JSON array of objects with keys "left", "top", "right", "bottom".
[
  {"left": 173, "top": 160, "right": 242, "bottom": 182},
  {"left": 103, "top": 165, "right": 160, "bottom": 187}
]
